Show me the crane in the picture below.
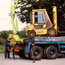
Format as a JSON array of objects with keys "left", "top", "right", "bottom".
[{"left": 8, "top": 0, "right": 23, "bottom": 44}]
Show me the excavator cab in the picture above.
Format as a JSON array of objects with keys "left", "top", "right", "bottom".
[{"left": 26, "top": 6, "right": 57, "bottom": 37}]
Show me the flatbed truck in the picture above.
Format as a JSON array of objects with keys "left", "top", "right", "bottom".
[
  {"left": 9, "top": 36, "right": 65, "bottom": 60},
  {"left": 7, "top": 0, "right": 65, "bottom": 60}
]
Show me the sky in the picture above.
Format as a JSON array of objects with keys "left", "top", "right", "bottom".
[{"left": 0, "top": 0, "right": 26, "bottom": 31}]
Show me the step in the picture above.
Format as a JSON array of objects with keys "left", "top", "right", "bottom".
[
  {"left": 60, "top": 51, "right": 65, "bottom": 53},
  {"left": 60, "top": 45, "right": 65, "bottom": 48}
]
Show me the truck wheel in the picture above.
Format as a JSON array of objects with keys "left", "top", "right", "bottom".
[
  {"left": 45, "top": 46, "right": 58, "bottom": 59},
  {"left": 18, "top": 50, "right": 25, "bottom": 58},
  {"left": 43, "top": 47, "right": 48, "bottom": 58},
  {"left": 28, "top": 31, "right": 36, "bottom": 37},
  {"left": 48, "top": 27, "right": 56, "bottom": 36},
  {"left": 30, "top": 46, "right": 43, "bottom": 60}
]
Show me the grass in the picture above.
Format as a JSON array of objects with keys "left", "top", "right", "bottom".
[{"left": 0, "top": 45, "right": 5, "bottom": 53}]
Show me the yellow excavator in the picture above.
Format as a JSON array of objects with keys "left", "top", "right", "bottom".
[{"left": 26, "top": 6, "right": 57, "bottom": 37}]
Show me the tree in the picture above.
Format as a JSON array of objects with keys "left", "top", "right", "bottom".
[
  {"left": 0, "top": 38, "right": 5, "bottom": 45},
  {"left": 0, "top": 31, "right": 9, "bottom": 39},
  {"left": 18, "top": 0, "right": 65, "bottom": 31},
  {"left": 47, "top": 0, "right": 65, "bottom": 31},
  {"left": 18, "top": 0, "right": 48, "bottom": 23}
]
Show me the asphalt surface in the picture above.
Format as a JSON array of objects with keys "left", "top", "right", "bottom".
[{"left": 0, "top": 53, "right": 65, "bottom": 65}]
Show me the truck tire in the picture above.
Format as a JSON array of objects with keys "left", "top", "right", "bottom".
[
  {"left": 43, "top": 47, "right": 48, "bottom": 58},
  {"left": 30, "top": 46, "right": 43, "bottom": 60},
  {"left": 45, "top": 46, "right": 58, "bottom": 59},
  {"left": 28, "top": 31, "right": 36, "bottom": 37},
  {"left": 18, "top": 50, "right": 25, "bottom": 58},
  {"left": 48, "top": 27, "right": 56, "bottom": 36}
]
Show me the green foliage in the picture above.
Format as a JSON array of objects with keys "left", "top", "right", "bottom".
[
  {"left": 0, "top": 31, "right": 9, "bottom": 39},
  {"left": 0, "top": 38, "right": 5, "bottom": 45},
  {"left": 18, "top": 0, "right": 65, "bottom": 31},
  {"left": 0, "top": 30, "right": 12, "bottom": 45},
  {"left": 0, "top": 45, "right": 5, "bottom": 53},
  {"left": 19, "top": 0, "right": 48, "bottom": 23},
  {"left": 47, "top": 0, "right": 65, "bottom": 31},
  {"left": 0, "top": 31, "right": 9, "bottom": 45}
]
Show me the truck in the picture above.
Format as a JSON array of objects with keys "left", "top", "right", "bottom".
[
  {"left": 9, "top": 36, "right": 65, "bottom": 60},
  {"left": 6, "top": 0, "right": 65, "bottom": 60}
]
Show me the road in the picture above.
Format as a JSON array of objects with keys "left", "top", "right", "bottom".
[{"left": 0, "top": 53, "right": 65, "bottom": 65}]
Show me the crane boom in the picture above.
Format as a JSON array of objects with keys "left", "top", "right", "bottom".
[
  {"left": 11, "top": 0, "right": 19, "bottom": 34},
  {"left": 9, "top": 0, "right": 23, "bottom": 43}
]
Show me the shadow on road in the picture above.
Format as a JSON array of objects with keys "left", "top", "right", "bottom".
[
  {"left": 0, "top": 53, "right": 65, "bottom": 61},
  {"left": 42, "top": 54, "right": 65, "bottom": 60},
  {"left": 9, "top": 54, "right": 65, "bottom": 61}
]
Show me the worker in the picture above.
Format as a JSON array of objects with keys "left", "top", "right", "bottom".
[
  {"left": 5, "top": 38, "right": 10, "bottom": 59},
  {"left": 12, "top": 45, "right": 15, "bottom": 59}
]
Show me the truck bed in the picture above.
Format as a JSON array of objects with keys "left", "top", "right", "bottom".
[{"left": 34, "top": 36, "right": 65, "bottom": 41}]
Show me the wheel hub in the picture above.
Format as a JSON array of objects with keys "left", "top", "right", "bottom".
[
  {"left": 30, "top": 34, "right": 33, "bottom": 36},
  {"left": 50, "top": 30, "right": 55, "bottom": 35},
  {"left": 50, "top": 50, "right": 55, "bottom": 55},
  {"left": 34, "top": 50, "right": 39, "bottom": 56}
]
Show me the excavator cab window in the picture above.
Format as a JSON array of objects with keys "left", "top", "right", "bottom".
[
  {"left": 34, "top": 12, "right": 45, "bottom": 23},
  {"left": 34, "top": 11, "right": 49, "bottom": 24},
  {"left": 38, "top": 12, "right": 45, "bottom": 23}
]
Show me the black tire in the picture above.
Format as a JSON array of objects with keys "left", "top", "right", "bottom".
[
  {"left": 45, "top": 46, "right": 58, "bottom": 59},
  {"left": 48, "top": 27, "right": 56, "bottom": 36},
  {"left": 43, "top": 47, "right": 48, "bottom": 58},
  {"left": 30, "top": 46, "right": 43, "bottom": 60},
  {"left": 28, "top": 31, "right": 36, "bottom": 37},
  {"left": 18, "top": 50, "right": 25, "bottom": 58}
]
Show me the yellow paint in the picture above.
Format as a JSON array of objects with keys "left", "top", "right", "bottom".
[
  {"left": 9, "top": 34, "right": 13, "bottom": 38},
  {"left": 52, "top": 6, "right": 57, "bottom": 32},
  {"left": 9, "top": 34, "right": 24, "bottom": 44},
  {"left": 13, "top": 35, "right": 24, "bottom": 43},
  {"left": 26, "top": 9, "right": 52, "bottom": 36},
  {"left": 16, "top": 21, "right": 18, "bottom": 32},
  {"left": 35, "top": 29, "right": 47, "bottom": 35},
  {"left": 11, "top": 0, "right": 19, "bottom": 34},
  {"left": 10, "top": 39, "right": 16, "bottom": 44}
]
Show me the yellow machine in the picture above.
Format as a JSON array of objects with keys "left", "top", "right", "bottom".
[
  {"left": 26, "top": 6, "right": 57, "bottom": 37},
  {"left": 8, "top": 0, "right": 24, "bottom": 44}
]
